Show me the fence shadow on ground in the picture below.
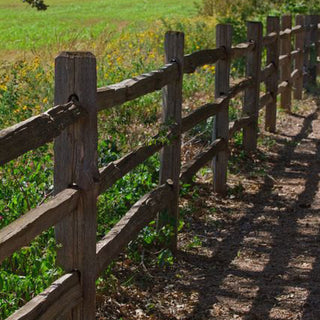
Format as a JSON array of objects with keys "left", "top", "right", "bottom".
[{"left": 173, "top": 98, "right": 320, "bottom": 319}]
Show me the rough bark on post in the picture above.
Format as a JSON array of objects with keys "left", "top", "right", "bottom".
[
  {"left": 213, "top": 24, "right": 232, "bottom": 195},
  {"left": 294, "top": 15, "right": 305, "bottom": 100},
  {"left": 280, "top": 15, "right": 292, "bottom": 112},
  {"left": 159, "top": 31, "right": 184, "bottom": 252},
  {"left": 265, "top": 16, "right": 280, "bottom": 132},
  {"left": 54, "top": 52, "right": 99, "bottom": 320},
  {"left": 243, "top": 22, "right": 263, "bottom": 151}
]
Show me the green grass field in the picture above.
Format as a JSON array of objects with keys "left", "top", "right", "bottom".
[{"left": 0, "top": 0, "right": 197, "bottom": 58}]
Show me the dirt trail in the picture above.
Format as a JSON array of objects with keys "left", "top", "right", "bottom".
[{"left": 97, "top": 92, "right": 320, "bottom": 320}]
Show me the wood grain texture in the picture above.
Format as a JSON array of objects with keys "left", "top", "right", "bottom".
[
  {"left": 97, "top": 63, "right": 178, "bottom": 111},
  {"left": 0, "top": 102, "right": 85, "bottom": 166},
  {"left": 309, "top": 15, "right": 320, "bottom": 85},
  {"left": 280, "top": 15, "right": 292, "bottom": 112},
  {"left": 98, "top": 123, "right": 179, "bottom": 194},
  {"left": 230, "top": 41, "right": 255, "bottom": 59},
  {"left": 183, "top": 48, "right": 226, "bottom": 73},
  {"left": 7, "top": 273, "right": 82, "bottom": 320},
  {"left": 229, "top": 116, "right": 254, "bottom": 137},
  {"left": 0, "top": 188, "right": 79, "bottom": 264},
  {"left": 291, "top": 68, "right": 302, "bottom": 82},
  {"left": 279, "top": 53, "right": 290, "bottom": 66},
  {"left": 159, "top": 31, "right": 184, "bottom": 251},
  {"left": 304, "top": 15, "right": 311, "bottom": 87},
  {"left": 262, "top": 32, "right": 277, "bottom": 47},
  {"left": 96, "top": 182, "right": 174, "bottom": 277},
  {"left": 180, "top": 139, "right": 226, "bottom": 184},
  {"left": 54, "top": 51, "right": 99, "bottom": 320},
  {"left": 278, "top": 81, "right": 289, "bottom": 94},
  {"left": 265, "top": 16, "right": 280, "bottom": 132},
  {"left": 260, "top": 62, "right": 276, "bottom": 83},
  {"left": 213, "top": 24, "right": 232, "bottom": 195},
  {"left": 259, "top": 92, "right": 273, "bottom": 110},
  {"left": 243, "top": 22, "right": 263, "bottom": 151}
]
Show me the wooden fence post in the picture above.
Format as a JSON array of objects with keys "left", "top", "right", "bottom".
[
  {"left": 316, "top": 15, "right": 320, "bottom": 77},
  {"left": 265, "top": 16, "right": 280, "bottom": 132},
  {"left": 213, "top": 24, "right": 232, "bottom": 195},
  {"left": 304, "top": 15, "right": 311, "bottom": 88},
  {"left": 309, "top": 15, "right": 320, "bottom": 86},
  {"left": 280, "top": 15, "right": 292, "bottom": 112},
  {"left": 243, "top": 21, "right": 263, "bottom": 151},
  {"left": 159, "top": 31, "right": 184, "bottom": 252},
  {"left": 54, "top": 52, "right": 99, "bottom": 320},
  {"left": 294, "top": 15, "right": 305, "bottom": 100}
]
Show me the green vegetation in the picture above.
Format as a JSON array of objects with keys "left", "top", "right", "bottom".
[
  {"left": 0, "top": 1, "right": 217, "bottom": 318},
  {"left": 0, "top": 0, "right": 317, "bottom": 318}
]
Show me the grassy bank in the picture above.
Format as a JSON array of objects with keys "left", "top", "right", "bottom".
[{"left": 0, "top": 0, "right": 197, "bottom": 59}]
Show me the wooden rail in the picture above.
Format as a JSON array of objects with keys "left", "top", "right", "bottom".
[{"left": 1, "top": 14, "right": 319, "bottom": 320}]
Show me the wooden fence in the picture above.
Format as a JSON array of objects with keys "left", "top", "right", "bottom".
[{"left": 0, "top": 14, "right": 319, "bottom": 320}]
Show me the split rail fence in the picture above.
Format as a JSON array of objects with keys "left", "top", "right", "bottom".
[{"left": 0, "top": 14, "right": 319, "bottom": 320}]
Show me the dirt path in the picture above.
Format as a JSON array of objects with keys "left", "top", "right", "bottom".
[{"left": 97, "top": 92, "right": 320, "bottom": 320}]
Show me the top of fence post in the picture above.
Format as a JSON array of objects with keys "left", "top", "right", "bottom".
[{"left": 54, "top": 51, "right": 98, "bottom": 320}]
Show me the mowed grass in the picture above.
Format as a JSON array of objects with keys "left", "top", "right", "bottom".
[{"left": 0, "top": 0, "right": 197, "bottom": 57}]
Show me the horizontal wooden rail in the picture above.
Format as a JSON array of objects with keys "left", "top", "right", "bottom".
[
  {"left": 96, "top": 181, "right": 174, "bottom": 277},
  {"left": 278, "top": 81, "right": 289, "bottom": 94},
  {"left": 260, "top": 63, "right": 276, "bottom": 82},
  {"left": 263, "top": 25, "right": 303, "bottom": 47},
  {"left": 228, "top": 116, "right": 254, "bottom": 137},
  {"left": 280, "top": 28, "right": 292, "bottom": 38},
  {"left": 230, "top": 41, "right": 255, "bottom": 59},
  {"left": 262, "top": 32, "right": 277, "bottom": 47},
  {"left": 259, "top": 92, "right": 273, "bottom": 110},
  {"left": 98, "top": 77, "right": 253, "bottom": 193},
  {"left": 183, "top": 48, "right": 226, "bottom": 73},
  {"left": 7, "top": 272, "right": 81, "bottom": 320},
  {"left": 181, "top": 98, "right": 227, "bottom": 133},
  {"left": 0, "top": 188, "right": 79, "bottom": 264},
  {"left": 97, "top": 63, "right": 179, "bottom": 111},
  {"left": 98, "top": 136, "right": 173, "bottom": 194},
  {"left": 0, "top": 102, "right": 85, "bottom": 166},
  {"left": 279, "top": 53, "right": 290, "bottom": 66},
  {"left": 291, "top": 48, "right": 302, "bottom": 59},
  {"left": 291, "top": 68, "right": 302, "bottom": 82},
  {"left": 180, "top": 138, "right": 226, "bottom": 183},
  {"left": 291, "top": 24, "right": 304, "bottom": 34}
]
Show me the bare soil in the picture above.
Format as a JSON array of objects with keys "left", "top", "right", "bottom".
[{"left": 96, "top": 91, "right": 320, "bottom": 320}]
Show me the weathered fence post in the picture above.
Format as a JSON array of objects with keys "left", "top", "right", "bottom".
[
  {"left": 294, "top": 15, "right": 305, "bottom": 100},
  {"left": 309, "top": 15, "right": 320, "bottom": 86},
  {"left": 213, "top": 24, "right": 232, "bottom": 195},
  {"left": 304, "top": 15, "right": 311, "bottom": 88},
  {"left": 265, "top": 16, "right": 280, "bottom": 132},
  {"left": 54, "top": 52, "right": 99, "bottom": 320},
  {"left": 280, "top": 15, "right": 292, "bottom": 112},
  {"left": 316, "top": 15, "right": 320, "bottom": 77},
  {"left": 159, "top": 31, "right": 184, "bottom": 252},
  {"left": 243, "top": 22, "right": 263, "bottom": 151}
]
